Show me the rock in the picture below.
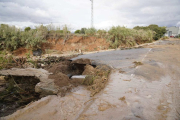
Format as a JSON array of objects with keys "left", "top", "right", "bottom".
[
  {"left": 33, "top": 49, "right": 42, "bottom": 56},
  {"left": 35, "top": 81, "right": 59, "bottom": 95},
  {"left": 0, "top": 76, "right": 6, "bottom": 86},
  {"left": 41, "top": 64, "right": 45, "bottom": 67},
  {"left": 0, "top": 76, "right": 5, "bottom": 81}
]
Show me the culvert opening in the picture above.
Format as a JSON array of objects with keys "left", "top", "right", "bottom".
[
  {"left": 0, "top": 76, "right": 40, "bottom": 117},
  {"left": 44, "top": 57, "right": 92, "bottom": 78}
]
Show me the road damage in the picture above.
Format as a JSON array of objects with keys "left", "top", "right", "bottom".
[{"left": 1, "top": 39, "right": 180, "bottom": 120}]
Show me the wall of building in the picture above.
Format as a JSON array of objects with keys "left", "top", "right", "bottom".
[{"left": 165, "top": 27, "right": 180, "bottom": 37}]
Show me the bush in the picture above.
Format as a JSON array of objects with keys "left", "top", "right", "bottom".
[
  {"left": 24, "top": 27, "right": 31, "bottom": 32},
  {"left": 97, "top": 29, "right": 107, "bottom": 38},
  {"left": 134, "top": 24, "right": 166, "bottom": 40},
  {"left": 161, "top": 36, "right": 169, "bottom": 40},
  {"left": 107, "top": 26, "right": 154, "bottom": 49},
  {"left": 0, "top": 24, "right": 49, "bottom": 51},
  {"left": 80, "top": 28, "right": 87, "bottom": 34},
  {"left": 21, "top": 25, "right": 48, "bottom": 50},
  {"left": 0, "top": 24, "right": 21, "bottom": 51},
  {"left": 75, "top": 30, "right": 81, "bottom": 34},
  {"left": 85, "top": 28, "right": 97, "bottom": 36}
]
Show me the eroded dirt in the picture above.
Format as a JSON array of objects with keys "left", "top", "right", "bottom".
[
  {"left": 14, "top": 36, "right": 110, "bottom": 57},
  {"left": 0, "top": 56, "right": 111, "bottom": 118},
  {"left": 0, "top": 76, "right": 40, "bottom": 117}
]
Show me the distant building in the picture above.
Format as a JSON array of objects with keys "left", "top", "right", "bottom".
[{"left": 164, "top": 26, "right": 180, "bottom": 37}]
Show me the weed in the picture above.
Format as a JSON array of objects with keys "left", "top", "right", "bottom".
[
  {"left": 161, "top": 36, "right": 169, "bottom": 40},
  {"left": 25, "top": 52, "right": 31, "bottom": 59},
  {"left": 133, "top": 61, "right": 143, "bottom": 67}
]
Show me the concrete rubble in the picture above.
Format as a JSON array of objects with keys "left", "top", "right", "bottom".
[{"left": 0, "top": 68, "right": 59, "bottom": 95}]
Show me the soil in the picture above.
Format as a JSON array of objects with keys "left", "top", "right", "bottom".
[
  {"left": 13, "top": 47, "right": 31, "bottom": 57},
  {"left": 44, "top": 57, "right": 111, "bottom": 97},
  {"left": 0, "top": 76, "right": 40, "bottom": 117},
  {"left": 13, "top": 36, "right": 110, "bottom": 56},
  {"left": 51, "top": 36, "right": 109, "bottom": 52},
  {"left": 82, "top": 65, "right": 96, "bottom": 75},
  {"left": 49, "top": 72, "right": 70, "bottom": 87}
]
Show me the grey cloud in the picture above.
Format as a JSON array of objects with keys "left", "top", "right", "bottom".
[
  {"left": 0, "top": 1, "right": 56, "bottom": 24},
  {"left": 104, "top": 0, "right": 180, "bottom": 27},
  {"left": 0, "top": 0, "right": 180, "bottom": 29}
]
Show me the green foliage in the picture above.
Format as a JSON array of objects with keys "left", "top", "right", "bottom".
[
  {"left": 21, "top": 25, "right": 48, "bottom": 50},
  {"left": 107, "top": 26, "right": 154, "bottom": 49},
  {"left": 25, "top": 51, "right": 31, "bottom": 59},
  {"left": 161, "top": 36, "right": 169, "bottom": 40},
  {"left": 46, "top": 24, "right": 62, "bottom": 40},
  {"left": 0, "top": 24, "right": 21, "bottom": 51},
  {"left": 0, "top": 24, "right": 48, "bottom": 51},
  {"left": 24, "top": 27, "right": 31, "bottom": 32},
  {"left": 97, "top": 29, "right": 107, "bottom": 38},
  {"left": 0, "top": 24, "right": 74, "bottom": 51},
  {"left": 74, "top": 30, "right": 81, "bottom": 34},
  {"left": 133, "top": 24, "right": 166, "bottom": 40},
  {"left": 85, "top": 28, "right": 97, "bottom": 36},
  {"left": 80, "top": 28, "right": 87, "bottom": 34},
  {"left": 0, "top": 55, "right": 13, "bottom": 70}
]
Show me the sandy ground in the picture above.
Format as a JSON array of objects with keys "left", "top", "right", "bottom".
[{"left": 2, "top": 39, "right": 180, "bottom": 120}]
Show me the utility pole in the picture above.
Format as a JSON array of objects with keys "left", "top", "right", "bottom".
[{"left": 90, "top": 0, "right": 93, "bottom": 28}]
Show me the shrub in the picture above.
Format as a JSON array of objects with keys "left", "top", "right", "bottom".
[
  {"left": 0, "top": 24, "right": 49, "bottom": 51},
  {"left": 97, "top": 29, "right": 107, "bottom": 38},
  {"left": 161, "top": 36, "right": 169, "bottom": 40},
  {"left": 134, "top": 24, "right": 166, "bottom": 40},
  {"left": 75, "top": 30, "right": 81, "bottom": 34},
  {"left": 46, "top": 24, "right": 61, "bottom": 40},
  {"left": 85, "top": 28, "right": 97, "bottom": 36},
  {"left": 21, "top": 25, "right": 48, "bottom": 50},
  {"left": 24, "top": 27, "right": 31, "bottom": 32},
  {"left": 62, "top": 25, "right": 71, "bottom": 44},
  {"left": 107, "top": 26, "right": 154, "bottom": 49},
  {"left": 0, "top": 24, "right": 21, "bottom": 51},
  {"left": 80, "top": 28, "right": 87, "bottom": 34}
]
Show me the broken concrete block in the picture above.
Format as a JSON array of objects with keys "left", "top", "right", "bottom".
[
  {"left": 0, "top": 68, "right": 58, "bottom": 95},
  {"left": 35, "top": 81, "right": 59, "bottom": 95}
]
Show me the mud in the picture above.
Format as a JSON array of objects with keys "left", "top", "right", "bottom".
[
  {"left": 0, "top": 76, "right": 40, "bottom": 117},
  {"left": 49, "top": 72, "right": 71, "bottom": 87},
  {"left": 133, "top": 61, "right": 143, "bottom": 67},
  {"left": 44, "top": 58, "right": 90, "bottom": 90}
]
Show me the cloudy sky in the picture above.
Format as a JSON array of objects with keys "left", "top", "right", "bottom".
[{"left": 0, "top": 0, "right": 180, "bottom": 30}]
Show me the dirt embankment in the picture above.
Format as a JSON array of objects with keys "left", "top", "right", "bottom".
[
  {"left": 13, "top": 36, "right": 110, "bottom": 57},
  {"left": 49, "top": 36, "right": 109, "bottom": 52}
]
